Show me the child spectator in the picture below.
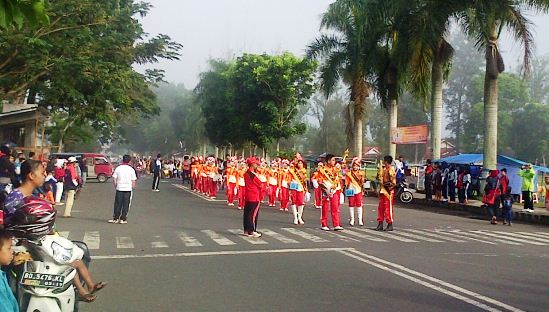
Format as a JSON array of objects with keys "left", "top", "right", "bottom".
[
  {"left": 0, "top": 230, "right": 18, "bottom": 312},
  {"left": 42, "top": 182, "right": 55, "bottom": 204},
  {"left": 501, "top": 188, "right": 514, "bottom": 226}
]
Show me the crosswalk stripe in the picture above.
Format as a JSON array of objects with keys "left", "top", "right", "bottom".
[
  {"left": 281, "top": 228, "right": 328, "bottom": 243},
  {"left": 534, "top": 232, "right": 549, "bottom": 238},
  {"left": 340, "top": 229, "right": 387, "bottom": 242},
  {"left": 151, "top": 236, "right": 169, "bottom": 248},
  {"left": 312, "top": 228, "right": 362, "bottom": 242},
  {"left": 228, "top": 229, "right": 268, "bottom": 244},
  {"left": 516, "top": 232, "right": 549, "bottom": 241},
  {"left": 471, "top": 230, "right": 546, "bottom": 246},
  {"left": 116, "top": 237, "right": 134, "bottom": 249},
  {"left": 402, "top": 229, "right": 466, "bottom": 243},
  {"left": 387, "top": 231, "right": 444, "bottom": 243},
  {"left": 447, "top": 230, "right": 521, "bottom": 245},
  {"left": 83, "top": 231, "right": 100, "bottom": 249},
  {"left": 429, "top": 229, "right": 497, "bottom": 245},
  {"left": 58, "top": 231, "right": 70, "bottom": 239},
  {"left": 201, "top": 230, "right": 236, "bottom": 246},
  {"left": 177, "top": 231, "right": 203, "bottom": 247},
  {"left": 492, "top": 231, "right": 549, "bottom": 244},
  {"left": 261, "top": 228, "right": 299, "bottom": 244},
  {"left": 353, "top": 228, "right": 418, "bottom": 242}
]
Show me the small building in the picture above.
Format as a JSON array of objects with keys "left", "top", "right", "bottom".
[
  {"left": 0, "top": 103, "right": 50, "bottom": 156},
  {"left": 362, "top": 146, "right": 381, "bottom": 160}
]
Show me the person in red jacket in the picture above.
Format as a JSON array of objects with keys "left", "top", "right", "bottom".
[{"left": 243, "top": 157, "right": 263, "bottom": 238}]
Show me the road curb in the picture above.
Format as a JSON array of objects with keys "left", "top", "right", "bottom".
[{"left": 404, "top": 199, "right": 549, "bottom": 226}]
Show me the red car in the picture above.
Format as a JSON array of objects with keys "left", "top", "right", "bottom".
[{"left": 50, "top": 153, "right": 114, "bottom": 182}]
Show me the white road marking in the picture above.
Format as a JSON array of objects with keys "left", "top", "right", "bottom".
[
  {"left": 387, "top": 230, "right": 444, "bottom": 243},
  {"left": 491, "top": 231, "right": 549, "bottom": 244},
  {"left": 116, "top": 237, "right": 134, "bottom": 249},
  {"left": 177, "top": 231, "right": 203, "bottom": 247},
  {"left": 261, "top": 228, "right": 299, "bottom": 244},
  {"left": 516, "top": 232, "right": 549, "bottom": 241},
  {"left": 228, "top": 229, "right": 268, "bottom": 244},
  {"left": 429, "top": 229, "right": 497, "bottom": 245},
  {"left": 151, "top": 235, "right": 169, "bottom": 248},
  {"left": 92, "top": 247, "right": 355, "bottom": 260},
  {"left": 402, "top": 229, "right": 466, "bottom": 243},
  {"left": 281, "top": 228, "right": 328, "bottom": 243},
  {"left": 354, "top": 228, "right": 418, "bottom": 242},
  {"left": 201, "top": 230, "right": 236, "bottom": 246},
  {"left": 340, "top": 229, "right": 387, "bottom": 242},
  {"left": 312, "top": 228, "right": 362, "bottom": 242},
  {"left": 533, "top": 232, "right": 549, "bottom": 238},
  {"left": 83, "top": 231, "right": 100, "bottom": 250},
  {"left": 58, "top": 231, "right": 70, "bottom": 239},
  {"left": 172, "top": 184, "right": 225, "bottom": 202},
  {"left": 471, "top": 230, "right": 546, "bottom": 246},
  {"left": 341, "top": 250, "right": 524, "bottom": 312}
]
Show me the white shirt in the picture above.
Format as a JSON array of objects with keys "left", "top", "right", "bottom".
[{"left": 113, "top": 164, "right": 137, "bottom": 192}]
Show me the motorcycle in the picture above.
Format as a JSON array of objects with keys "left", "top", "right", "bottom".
[
  {"left": 7, "top": 235, "right": 91, "bottom": 312},
  {"left": 396, "top": 180, "right": 414, "bottom": 203}
]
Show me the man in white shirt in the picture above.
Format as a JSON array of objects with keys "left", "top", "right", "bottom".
[{"left": 109, "top": 155, "right": 137, "bottom": 224}]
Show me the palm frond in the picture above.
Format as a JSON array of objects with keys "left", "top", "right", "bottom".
[{"left": 504, "top": 4, "right": 534, "bottom": 77}]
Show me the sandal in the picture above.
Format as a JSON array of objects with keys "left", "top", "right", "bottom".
[
  {"left": 91, "top": 281, "right": 108, "bottom": 294},
  {"left": 79, "top": 293, "right": 97, "bottom": 303}
]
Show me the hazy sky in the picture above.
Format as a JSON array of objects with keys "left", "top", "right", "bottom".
[{"left": 138, "top": 0, "right": 549, "bottom": 88}]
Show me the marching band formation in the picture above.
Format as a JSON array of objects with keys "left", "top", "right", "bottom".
[{"left": 188, "top": 152, "right": 398, "bottom": 232}]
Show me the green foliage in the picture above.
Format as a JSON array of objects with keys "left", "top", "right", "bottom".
[
  {"left": 0, "top": 0, "right": 181, "bottom": 150},
  {"left": 196, "top": 53, "right": 316, "bottom": 149},
  {"left": 0, "top": 0, "right": 48, "bottom": 29}
]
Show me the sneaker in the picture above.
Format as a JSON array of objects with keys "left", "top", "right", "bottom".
[
  {"left": 243, "top": 232, "right": 253, "bottom": 237},
  {"left": 107, "top": 219, "right": 119, "bottom": 224},
  {"left": 384, "top": 223, "right": 394, "bottom": 231},
  {"left": 119, "top": 220, "right": 128, "bottom": 224},
  {"left": 284, "top": 208, "right": 289, "bottom": 212},
  {"left": 321, "top": 226, "right": 330, "bottom": 231},
  {"left": 251, "top": 232, "right": 262, "bottom": 238},
  {"left": 375, "top": 222, "right": 384, "bottom": 231},
  {"left": 334, "top": 226, "right": 344, "bottom": 231},
  {"left": 279, "top": 208, "right": 285, "bottom": 211},
  {"left": 522, "top": 209, "right": 529, "bottom": 213},
  {"left": 55, "top": 202, "right": 65, "bottom": 206}
]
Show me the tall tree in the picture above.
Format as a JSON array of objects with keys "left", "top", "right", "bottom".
[
  {"left": 458, "top": 0, "right": 549, "bottom": 171},
  {"left": 444, "top": 30, "right": 484, "bottom": 152},
  {"left": 307, "top": 0, "right": 379, "bottom": 158},
  {"left": 0, "top": 0, "right": 182, "bottom": 151}
]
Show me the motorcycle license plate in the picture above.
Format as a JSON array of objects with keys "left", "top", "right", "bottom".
[{"left": 21, "top": 271, "right": 65, "bottom": 288}]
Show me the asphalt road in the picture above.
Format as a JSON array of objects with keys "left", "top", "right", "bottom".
[{"left": 55, "top": 176, "right": 549, "bottom": 312}]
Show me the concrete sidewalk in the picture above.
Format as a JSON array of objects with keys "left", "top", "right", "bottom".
[{"left": 411, "top": 192, "right": 549, "bottom": 225}]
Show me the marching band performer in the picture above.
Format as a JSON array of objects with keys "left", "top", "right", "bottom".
[
  {"left": 191, "top": 157, "right": 199, "bottom": 191},
  {"left": 318, "top": 153, "right": 344, "bottom": 231},
  {"left": 205, "top": 157, "right": 218, "bottom": 199},
  {"left": 267, "top": 161, "right": 280, "bottom": 207},
  {"left": 257, "top": 160, "right": 268, "bottom": 202},
  {"left": 279, "top": 159, "right": 292, "bottom": 211},
  {"left": 199, "top": 156, "right": 207, "bottom": 194},
  {"left": 345, "top": 157, "right": 365, "bottom": 226},
  {"left": 377, "top": 155, "right": 397, "bottom": 231},
  {"left": 225, "top": 158, "right": 238, "bottom": 206},
  {"left": 289, "top": 158, "right": 308, "bottom": 225},
  {"left": 311, "top": 162, "right": 324, "bottom": 209},
  {"left": 237, "top": 162, "right": 247, "bottom": 210}
]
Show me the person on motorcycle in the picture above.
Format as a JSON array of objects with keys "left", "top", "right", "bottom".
[
  {"left": 0, "top": 230, "right": 18, "bottom": 312},
  {"left": 3, "top": 160, "right": 107, "bottom": 303}
]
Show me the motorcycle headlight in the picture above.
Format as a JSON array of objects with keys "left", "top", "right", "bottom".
[{"left": 51, "top": 241, "right": 73, "bottom": 263}]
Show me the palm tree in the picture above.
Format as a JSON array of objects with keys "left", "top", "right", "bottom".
[
  {"left": 307, "top": 0, "right": 380, "bottom": 158},
  {"left": 458, "top": 0, "right": 549, "bottom": 171}
]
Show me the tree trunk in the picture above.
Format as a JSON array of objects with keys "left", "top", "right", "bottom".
[
  {"left": 353, "top": 118, "right": 363, "bottom": 159},
  {"left": 430, "top": 58, "right": 444, "bottom": 160},
  {"left": 388, "top": 99, "right": 398, "bottom": 158},
  {"left": 57, "top": 119, "right": 74, "bottom": 153},
  {"left": 276, "top": 141, "right": 280, "bottom": 154},
  {"left": 455, "top": 91, "right": 463, "bottom": 153},
  {"left": 483, "top": 30, "right": 500, "bottom": 173}
]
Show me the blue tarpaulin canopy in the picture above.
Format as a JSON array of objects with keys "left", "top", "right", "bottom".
[
  {"left": 435, "top": 154, "right": 549, "bottom": 173},
  {"left": 435, "top": 154, "right": 549, "bottom": 194}
]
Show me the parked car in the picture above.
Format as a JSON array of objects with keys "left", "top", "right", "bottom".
[{"left": 50, "top": 153, "right": 113, "bottom": 182}]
